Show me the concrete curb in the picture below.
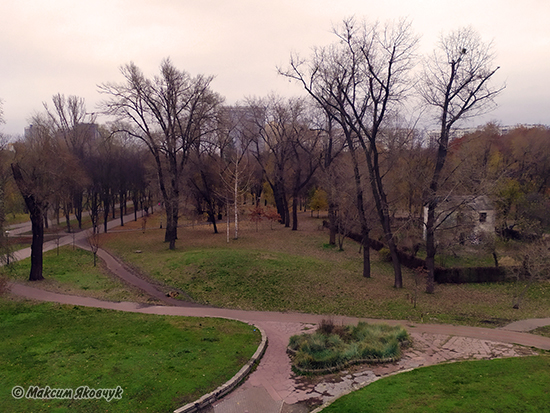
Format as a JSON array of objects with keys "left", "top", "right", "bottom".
[{"left": 173, "top": 323, "right": 268, "bottom": 413}]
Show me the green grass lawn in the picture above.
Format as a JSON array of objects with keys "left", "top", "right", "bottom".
[
  {"left": 100, "top": 215, "right": 550, "bottom": 327},
  {"left": 413, "top": 237, "right": 531, "bottom": 269},
  {"left": 7, "top": 246, "right": 153, "bottom": 303},
  {"left": 5, "top": 212, "right": 30, "bottom": 226},
  {"left": 322, "top": 355, "right": 550, "bottom": 412},
  {"left": 0, "top": 298, "right": 261, "bottom": 413}
]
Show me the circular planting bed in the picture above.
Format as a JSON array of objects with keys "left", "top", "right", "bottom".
[{"left": 288, "top": 320, "right": 409, "bottom": 375}]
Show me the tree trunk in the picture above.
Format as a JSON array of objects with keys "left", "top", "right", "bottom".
[
  {"left": 388, "top": 241, "right": 402, "bottom": 288},
  {"left": 234, "top": 163, "right": 238, "bottom": 239},
  {"left": 212, "top": 215, "right": 218, "bottom": 234},
  {"left": 364, "top": 140, "right": 402, "bottom": 288},
  {"left": 133, "top": 192, "right": 139, "bottom": 221},
  {"left": 425, "top": 199, "right": 437, "bottom": 294},
  {"left": 361, "top": 228, "right": 371, "bottom": 278},
  {"left": 64, "top": 203, "right": 71, "bottom": 233},
  {"left": 292, "top": 195, "right": 298, "bottom": 231},
  {"left": 226, "top": 199, "right": 230, "bottom": 243},
  {"left": 29, "top": 205, "right": 45, "bottom": 281},
  {"left": 492, "top": 252, "right": 499, "bottom": 268},
  {"left": 348, "top": 140, "right": 371, "bottom": 278},
  {"left": 111, "top": 195, "right": 116, "bottom": 219},
  {"left": 425, "top": 125, "right": 450, "bottom": 294},
  {"left": 103, "top": 195, "right": 110, "bottom": 234},
  {"left": 164, "top": 200, "right": 178, "bottom": 250},
  {"left": 74, "top": 191, "right": 83, "bottom": 230},
  {"left": 272, "top": 184, "right": 286, "bottom": 226},
  {"left": 328, "top": 202, "right": 337, "bottom": 245},
  {"left": 11, "top": 163, "right": 45, "bottom": 281},
  {"left": 119, "top": 191, "right": 125, "bottom": 227},
  {"left": 164, "top": 202, "right": 173, "bottom": 242},
  {"left": 89, "top": 190, "right": 99, "bottom": 232},
  {"left": 207, "top": 205, "right": 218, "bottom": 234},
  {"left": 283, "top": 196, "right": 290, "bottom": 228}
]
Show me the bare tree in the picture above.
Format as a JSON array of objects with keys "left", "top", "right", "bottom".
[
  {"left": 281, "top": 18, "right": 418, "bottom": 287},
  {"left": 248, "top": 96, "right": 321, "bottom": 231},
  {"left": 216, "top": 106, "right": 256, "bottom": 240},
  {"left": 87, "top": 228, "right": 100, "bottom": 267},
  {"left": 44, "top": 94, "right": 96, "bottom": 230},
  {"left": 11, "top": 117, "right": 80, "bottom": 280},
  {"left": 288, "top": 115, "right": 322, "bottom": 231},
  {"left": 419, "top": 27, "right": 504, "bottom": 293},
  {"left": 317, "top": 114, "right": 347, "bottom": 245},
  {"left": 100, "top": 59, "right": 223, "bottom": 249},
  {"left": 248, "top": 95, "right": 296, "bottom": 228},
  {"left": 187, "top": 141, "right": 223, "bottom": 234}
]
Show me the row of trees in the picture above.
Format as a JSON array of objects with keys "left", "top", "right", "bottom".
[
  {"left": 8, "top": 96, "right": 152, "bottom": 280},
  {"left": 282, "top": 19, "right": 503, "bottom": 291},
  {"left": 7, "top": 18, "right": 540, "bottom": 295}
]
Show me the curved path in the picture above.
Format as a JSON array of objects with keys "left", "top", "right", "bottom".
[{"left": 8, "top": 235, "right": 550, "bottom": 412}]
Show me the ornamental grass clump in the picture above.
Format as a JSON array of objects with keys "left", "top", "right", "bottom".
[{"left": 288, "top": 319, "right": 409, "bottom": 374}]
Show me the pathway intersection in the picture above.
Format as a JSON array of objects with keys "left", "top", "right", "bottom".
[{"left": 6, "top": 217, "right": 550, "bottom": 412}]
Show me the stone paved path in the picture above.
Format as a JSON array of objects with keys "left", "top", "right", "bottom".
[
  {"left": 7, "top": 223, "right": 550, "bottom": 413},
  {"left": 210, "top": 319, "right": 542, "bottom": 413}
]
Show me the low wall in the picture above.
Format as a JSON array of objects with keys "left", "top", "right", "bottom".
[
  {"left": 324, "top": 221, "right": 512, "bottom": 284},
  {"left": 173, "top": 323, "right": 268, "bottom": 413},
  {"left": 434, "top": 266, "right": 509, "bottom": 283}
]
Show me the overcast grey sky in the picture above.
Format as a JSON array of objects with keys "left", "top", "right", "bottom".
[{"left": 1, "top": 0, "right": 549, "bottom": 135}]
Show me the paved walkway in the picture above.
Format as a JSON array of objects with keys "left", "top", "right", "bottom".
[
  {"left": 9, "top": 210, "right": 141, "bottom": 263},
  {"left": 9, "top": 276, "right": 550, "bottom": 412},
  {"left": 7, "top": 220, "right": 550, "bottom": 412}
]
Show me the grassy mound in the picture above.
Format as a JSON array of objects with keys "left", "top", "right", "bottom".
[
  {"left": 100, "top": 216, "right": 550, "bottom": 327},
  {"left": 288, "top": 320, "right": 409, "bottom": 374}
]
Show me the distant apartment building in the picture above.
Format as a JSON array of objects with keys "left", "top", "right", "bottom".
[
  {"left": 24, "top": 122, "right": 100, "bottom": 154},
  {"left": 25, "top": 122, "right": 100, "bottom": 140},
  {"left": 425, "top": 123, "right": 545, "bottom": 146},
  {"left": 219, "top": 105, "right": 265, "bottom": 154}
]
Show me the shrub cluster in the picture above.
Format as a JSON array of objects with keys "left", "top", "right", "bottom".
[{"left": 288, "top": 320, "right": 408, "bottom": 374}]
